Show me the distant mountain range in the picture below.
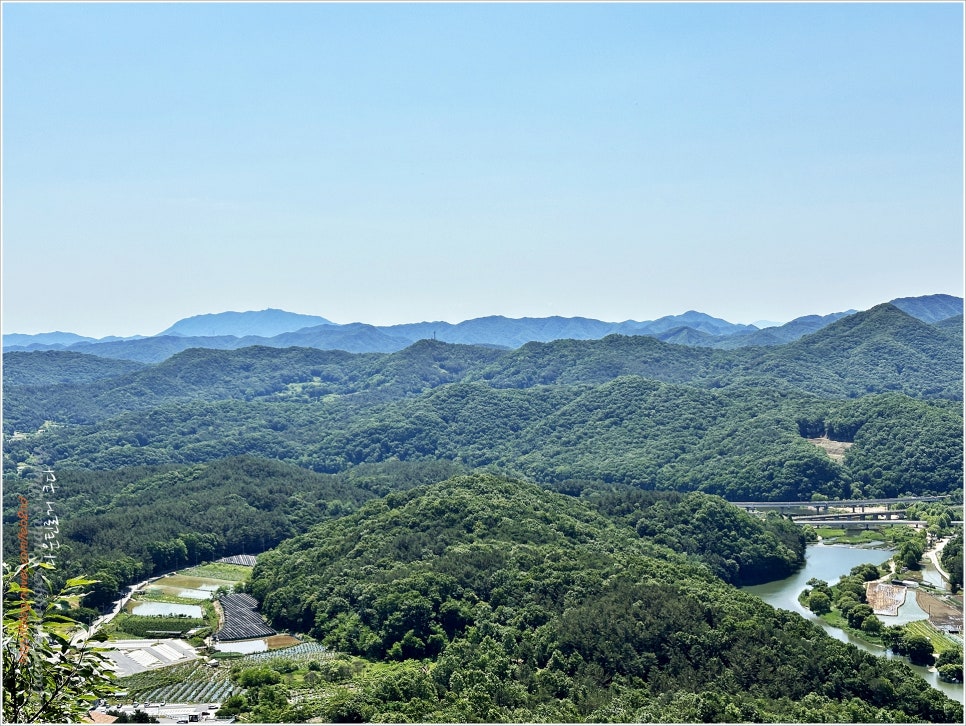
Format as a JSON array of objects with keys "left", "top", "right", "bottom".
[{"left": 3, "top": 294, "right": 961, "bottom": 364}]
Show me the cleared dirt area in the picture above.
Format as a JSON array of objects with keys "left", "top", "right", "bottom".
[
  {"left": 916, "top": 589, "right": 964, "bottom": 631},
  {"left": 807, "top": 436, "right": 854, "bottom": 462},
  {"left": 266, "top": 634, "right": 301, "bottom": 649},
  {"left": 866, "top": 582, "right": 906, "bottom": 616}
]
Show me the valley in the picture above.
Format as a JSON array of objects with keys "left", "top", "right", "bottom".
[{"left": 2, "top": 295, "right": 964, "bottom": 722}]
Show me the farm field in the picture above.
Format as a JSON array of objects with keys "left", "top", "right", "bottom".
[
  {"left": 181, "top": 562, "right": 254, "bottom": 582},
  {"left": 904, "top": 619, "right": 962, "bottom": 655},
  {"left": 867, "top": 582, "right": 907, "bottom": 616},
  {"left": 118, "top": 642, "right": 332, "bottom": 704},
  {"left": 119, "top": 660, "right": 240, "bottom": 705}
]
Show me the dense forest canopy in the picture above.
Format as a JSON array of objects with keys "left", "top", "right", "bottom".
[
  {"left": 5, "top": 380, "right": 960, "bottom": 502},
  {"left": 245, "top": 474, "right": 961, "bottom": 723},
  {"left": 3, "top": 304, "right": 962, "bottom": 435},
  {"left": 3, "top": 305, "right": 962, "bottom": 504}
]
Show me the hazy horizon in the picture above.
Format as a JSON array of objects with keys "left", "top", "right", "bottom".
[{"left": 6, "top": 291, "right": 963, "bottom": 341}]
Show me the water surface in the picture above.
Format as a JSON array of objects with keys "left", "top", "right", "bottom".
[
  {"left": 131, "top": 602, "right": 203, "bottom": 618},
  {"left": 743, "top": 542, "right": 963, "bottom": 704}
]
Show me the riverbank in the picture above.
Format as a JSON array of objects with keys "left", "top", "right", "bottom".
[{"left": 743, "top": 542, "right": 964, "bottom": 705}]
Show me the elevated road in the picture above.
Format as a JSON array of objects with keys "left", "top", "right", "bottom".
[
  {"left": 792, "top": 510, "right": 907, "bottom": 522},
  {"left": 730, "top": 495, "right": 951, "bottom": 512},
  {"left": 793, "top": 519, "right": 928, "bottom": 529}
]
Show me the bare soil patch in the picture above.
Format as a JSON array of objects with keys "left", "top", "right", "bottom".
[
  {"left": 806, "top": 436, "right": 853, "bottom": 462},
  {"left": 916, "top": 589, "right": 964, "bottom": 631},
  {"left": 266, "top": 634, "right": 302, "bottom": 649}
]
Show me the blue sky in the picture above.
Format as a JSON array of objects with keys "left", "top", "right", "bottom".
[{"left": 2, "top": 2, "right": 963, "bottom": 337}]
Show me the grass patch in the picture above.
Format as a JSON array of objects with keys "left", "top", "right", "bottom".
[
  {"left": 108, "top": 613, "right": 207, "bottom": 639},
  {"left": 150, "top": 574, "right": 235, "bottom": 590},
  {"left": 816, "top": 611, "right": 887, "bottom": 647},
  {"left": 829, "top": 530, "right": 891, "bottom": 546},
  {"left": 181, "top": 563, "right": 251, "bottom": 582},
  {"left": 816, "top": 527, "right": 847, "bottom": 541},
  {"left": 202, "top": 600, "right": 219, "bottom": 630}
]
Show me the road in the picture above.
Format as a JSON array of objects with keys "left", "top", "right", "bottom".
[
  {"left": 925, "top": 536, "right": 952, "bottom": 584},
  {"left": 73, "top": 575, "right": 162, "bottom": 645}
]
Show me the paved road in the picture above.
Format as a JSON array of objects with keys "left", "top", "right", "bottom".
[{"left": 925, "top": 536, "right": 952, "bottom": 584}]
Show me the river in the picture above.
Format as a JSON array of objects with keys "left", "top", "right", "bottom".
[{"left": 743, "top": 542, "right": 964, "bottom": 704}]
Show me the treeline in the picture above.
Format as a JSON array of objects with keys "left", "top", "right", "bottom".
[
  {"left": 2, "top": 350, "right": 146, "bottom": 387},
  {"left": 4, "top": 458, "right": 804, "bottom": 610},
  {"left": 243, "top": 473, "right": 961, "bottom": 723},
  {"left": 941, "top": 532, "right": 963, "bottom": 592}
]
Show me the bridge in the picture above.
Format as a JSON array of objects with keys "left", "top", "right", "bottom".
[
  {"left": 792, "top": 519, "right": 929, "bottom": 530},
  {"left": 730, "top": 495, "right": 952, "bottom": 513},
  {"left": 792, "top": 510, "right": 909, "bottom": 522}
]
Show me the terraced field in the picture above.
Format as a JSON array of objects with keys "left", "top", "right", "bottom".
[
  {"left": 121, "top": 661, "right": 240, "bottom": 704},
  {"left": 904, "top": 619, "right": 962, "bottom": 655},
  {"left": 119, "top": 642, "right": 333, "bottom": 704}
]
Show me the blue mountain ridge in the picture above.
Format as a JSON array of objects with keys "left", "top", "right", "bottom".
[{"left": 3, "top": 294, "right": 961, "bottom": 363}]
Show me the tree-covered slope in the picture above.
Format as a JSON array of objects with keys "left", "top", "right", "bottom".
[
  {"left": 247, "top": 473, "right": 962, "bottom": 723},
  {"left": 890, "top": 293, "right": 963, "bottom": 323},
  {"left": 1, "top": 350, "right": 147, "bottom": 388},
  {"left": 4, "top": 304, "right": 961, "bottom": 506},
  {"left": 9, "top": 377, "right": 960, "bottom": 501},
  {"left": 0, "top": 456, "right": 421, "bottom": 597},
  {"left": 766, "top": 303, "right": 963, "bottom": 398},
  {"left": 4, "top": 303, "right": 961, "bottom": 437},
  {"left": 1, "top": 341, "right": 509, "bottom": 433},
  {"left": 573, "top": 486, "right": 807, "bottom": 586}
]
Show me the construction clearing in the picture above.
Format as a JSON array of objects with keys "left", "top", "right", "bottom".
[{"left": 866, "top": 581, "right": 907, "bottom": 616}]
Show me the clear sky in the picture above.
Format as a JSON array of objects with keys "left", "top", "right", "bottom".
[{"left": 2, "top": 1, "right": 963, "bottom": 338}]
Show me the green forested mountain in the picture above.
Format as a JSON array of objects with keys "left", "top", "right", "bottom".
[
  {"left": 9, "top": 377, "right": 959, "bottom": 501},
  {"left": 3, "top": 304, "right": 961, "bottom": 440},
  {"left": 580, "top": 487, "right": 806, "bottom": 585},
  {"left": 934, "top": 313, "right": 964, "bottom": 341},
  {"left": 890, "top": 293, "right": 964, "bottom": 323},
  {"left": 2, "top": 341, "right": 510, "bottom": 432},
  {"left": 1, "top": 458, "right": 467, "bottom": 609},
  {"left": 755, "top": 303, "right": 964, "bottom": 398},
  {"left": 2, "top": 350, "right": 147, "bottom": 388},
  {"left": 245, "top": 474, "right": 961, "bottom": 723}
]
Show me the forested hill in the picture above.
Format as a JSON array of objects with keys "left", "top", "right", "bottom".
[
  {"left": 3, "top": 304, "right": 961, "bottom": 436},
  {"left": 2, "top": 350, "right": 147, "bottom": 387},
  {"left": 247, "top": 473, "right": 962, "bottom": 723},
  {"left": 4, "top": 303, "right": 962, "bottom": 502}
]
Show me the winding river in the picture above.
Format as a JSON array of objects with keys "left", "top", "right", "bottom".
[{"left": 743, "top": 542, "right": 964, "bottom": 704}]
